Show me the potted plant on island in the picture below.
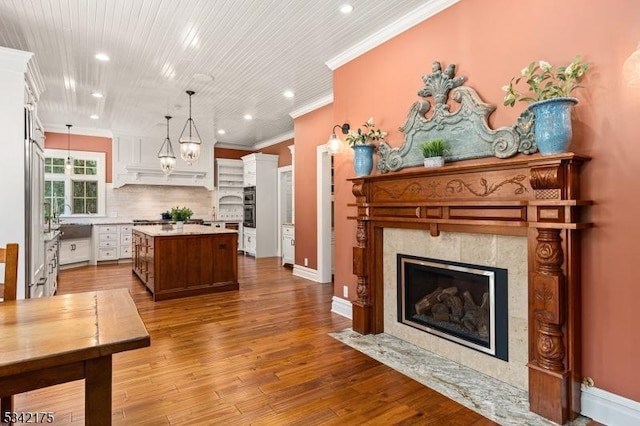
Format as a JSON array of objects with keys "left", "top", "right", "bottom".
[
  {"left": 502, "top": 55, "right": 589, "bottom": 155},
  {"left": 170, "top": 206, "right": 193, "bottom": 230},
  {"left": 420, "top": 138, "right": 447, "bottom": 168},
  {"left": 345, "top": 117, "right": 387, "bottom": 177}
]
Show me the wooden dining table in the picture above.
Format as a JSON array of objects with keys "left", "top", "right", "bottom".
[{"left": 0, "top": 288, "right": 150, "bottom": 424}]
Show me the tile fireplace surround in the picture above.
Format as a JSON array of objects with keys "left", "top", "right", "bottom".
[{"left": 347, "top": 153, "right": 591, "bottom": 424}]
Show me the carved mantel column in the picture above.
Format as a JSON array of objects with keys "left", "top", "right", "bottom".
[{"left": 351, "top": 181, "right": 373, "bottom": 334}]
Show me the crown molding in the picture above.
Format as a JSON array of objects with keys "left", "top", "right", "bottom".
[
  {"left": 289, "top": 94, "right": 333, "bottom": 119},
  {"left": 0, "top": 46, "right": 33, "bottom": 73},
  {"left": 253, "top": 131, "right": 295, "bottom": 150},
  {"left": 325, "top": 0, "right": 459, "bottom": 70},
  {"left": 44, "top": 123, "right": 114, "bottom": 138},
  {"left": 214, "top": 142, "right": 255, "bottom": 150}
]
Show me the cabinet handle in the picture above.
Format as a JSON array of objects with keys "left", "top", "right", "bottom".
[
  {"left": 291, "top": 239, "right": 294, "bottom": 246},
  {"left": 71, "top": 243, "right": 76, "bottom": 251},
  {"left": 37, "top": 276, "right": 46, "bottom": 286}
]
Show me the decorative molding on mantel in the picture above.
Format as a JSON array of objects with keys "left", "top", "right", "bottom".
[
  {"left": 325, "top": 0, "right": 459, "bottom": 70},
  {"left": 347, "top": 152, "right": 592, "bottom": 425}
]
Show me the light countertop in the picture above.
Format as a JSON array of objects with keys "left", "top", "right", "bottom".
[{"left": 132, "top": 224, "right": 237, "bottom": 237}]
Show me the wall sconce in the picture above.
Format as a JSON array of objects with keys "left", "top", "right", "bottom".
[
  {"left": 326, "top": 123, "right": 350, "bottom": 155},
  {"left": 623, "top": 43, "right": 640, "bottom": 87}
]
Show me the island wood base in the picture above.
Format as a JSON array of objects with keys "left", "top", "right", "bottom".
[{"left": 132, "top": 226, "right": 238, "bottom": 301}]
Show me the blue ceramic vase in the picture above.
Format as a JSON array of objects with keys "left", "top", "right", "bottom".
[
  {"left": 527, "top": 97, "right": 578, "bottom": 155},
  {"left": 352, "top": 144, "right": 375, "bottom": 177}
]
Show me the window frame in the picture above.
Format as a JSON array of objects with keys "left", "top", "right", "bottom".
[{"left": 44, "top": 149, "right": 106, "bottom": 218}]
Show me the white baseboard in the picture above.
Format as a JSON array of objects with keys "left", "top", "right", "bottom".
[
  {"left": 292, "top": 264, "right": 319, "bottom": 282},
  {"left": 581, "top": 385, "right": 640, "bottom": 425},
  {"left": 331, "top": 296, "right": 352, "bottom": 319}
]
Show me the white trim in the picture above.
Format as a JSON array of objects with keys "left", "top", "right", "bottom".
[
  {"left": 289, "top": 94, "right": 333, "bottom": 118},
  {"left": 44, "top": 123, "right": 114, "bottom": 138},
  {"left": 317, "top": 144, "right": 332, "bottom": 283},
  {"left": 331, "top": 296, "right": 352, "bottom": 319},
  {"left": 325, "top": 0, "right": 459, "bottom": 70},
  {"left": 252, "top": 131, "right": 294, "bottom": 150},
  {"left": 277, "top": 165, "right": 293, "bottom": 258},
  {"left": 215, "top": 142, "right": 254, "bottom": 150},
  {"left": 581, "top": 385, "right": 640, "bottom": 425},
  {"left": 292, "top": 264, "right": 319, "bottom": 282},
  {"left": 0, "top": 46, "right": 33, "bottom": 73}
]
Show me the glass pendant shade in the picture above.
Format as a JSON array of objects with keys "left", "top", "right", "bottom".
[
  {"left": 64, "top": 124, "right": 73, "bottom": 176},
  {"left": 179, "top": 90, "right": 202, "bottom": 165},
  {"left": 326, "top": 133, "right": 343, "bottom": 155},
  {"left": 158, "top": 115, "right": 176, "bottom": 175},
  {"left": 326, "top": 123, "right": 350, "bottom": 155},
  {"left": 623, "top": 43, "right": 640, "bottom": 87}
]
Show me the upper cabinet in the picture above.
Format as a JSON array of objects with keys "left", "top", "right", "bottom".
[
  {"left": 112, "top": 135, "right": 214, "bottom": 190},
  {"left": 215, "top": 158, "right": 244, "bottom": 221}
]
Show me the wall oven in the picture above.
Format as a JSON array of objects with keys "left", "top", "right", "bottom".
[{"left": 243, "top": 186, "right": 256, "bottom": 228}]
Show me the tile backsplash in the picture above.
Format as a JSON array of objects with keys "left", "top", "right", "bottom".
[{"left": 106, "top": 184, "right": 215, "bottom": 220}]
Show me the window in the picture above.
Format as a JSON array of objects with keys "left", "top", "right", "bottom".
[{"left": 44, "top": 149, "right": 105, "bottom": 217}]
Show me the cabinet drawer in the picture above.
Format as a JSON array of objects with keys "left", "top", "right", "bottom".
[
  {"left": 100, "top": 233, "right": 117, "bottom": 241},
  {"left": 99, "top": 240, "right": 117, "bottom": 248},
  {"left": 99, "top": 226, "right": 118, "bottom": 234},
  {"left": 120, "top": 245, "right": 132, "bottom": 258},
  {"left": 98, "top": 247, "right": 118, "bottom": 260},
  {"left": 120, "top": 233, "right": 132, "bottom": 244},
  {"left": 282, "top": 226, "right": 294, "bottom": 237},
  {"left": 119, "top": 224, "right": 132, "bottom": 233}
]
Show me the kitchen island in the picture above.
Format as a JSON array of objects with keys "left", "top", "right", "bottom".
[{"left": 132, "top": 224, "right": 238, "bottom": 301}]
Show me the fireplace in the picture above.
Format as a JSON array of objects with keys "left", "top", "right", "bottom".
[{"left": 397, "top": 254, "right": 508, "bottom": 361}]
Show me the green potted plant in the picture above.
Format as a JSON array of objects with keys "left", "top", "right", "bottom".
[
  {"left": 420, "top": 138, "right": 447, "bottom": 168},
  {"left": 170, "top": 206, "right": 193, "bottom": 230},
  {"left": 502, "top": 55, "right": 589, "bottom": 155}
]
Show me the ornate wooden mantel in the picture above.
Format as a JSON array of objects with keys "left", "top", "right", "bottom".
[{"left": 348, "top": 152, "right": 591, "bottom": 425}]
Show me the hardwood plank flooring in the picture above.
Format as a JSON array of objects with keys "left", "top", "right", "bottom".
[{"left": 11, "top": 256, "right": 497, "bottom": 425}]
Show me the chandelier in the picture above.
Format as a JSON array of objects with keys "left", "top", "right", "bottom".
[
  {"left": 157, "top": 115, "right": 176, "bottom": 175},
  {"left": 179, "top": 90, "right": 202, "bottom": 165}
]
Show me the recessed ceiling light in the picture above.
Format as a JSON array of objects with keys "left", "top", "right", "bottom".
[
  {"left": 193, "top": 73, "right": 214, "bottom": 82},
  {"left": 90, "top": 114, "right": 100, "bottom": 119},
  {"left": 91, "top": 92, "right": 103, "bottom": 98},
  {"left": 243, "top": 114, "right": 253, "bottom": 120},
  {"left": 217, "top": 129, "right": 226, "bottom": 135},
  {"left": 283, "top": 90, "right": 294, "bottom": 98},
  {"left": 339, "top": 4, "right": 353, "bottom": 14},
  {"left": 95, "top": 53, "right": 110, "bottom": 61}
]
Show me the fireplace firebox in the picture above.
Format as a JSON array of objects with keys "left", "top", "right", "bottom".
[{"left": 397, "top": 254, "right": 508, "bottom": 361}]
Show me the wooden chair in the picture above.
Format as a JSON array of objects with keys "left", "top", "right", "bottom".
[{"left": 0, "top": 243, "right": 19, "bottom": 420}]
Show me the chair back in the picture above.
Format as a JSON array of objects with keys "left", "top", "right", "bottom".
[{"left": 0, "top": 243, "right": 19, "bottom": 301}]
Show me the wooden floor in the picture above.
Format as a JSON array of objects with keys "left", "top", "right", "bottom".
[{"left": 13, "top": 256, "right": 496, "bottom": 425}]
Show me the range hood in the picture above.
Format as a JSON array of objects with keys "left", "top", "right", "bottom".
[{"left": 112, "top": 134, "right": 214, "bottom": 190}]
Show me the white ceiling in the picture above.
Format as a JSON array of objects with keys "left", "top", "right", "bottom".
[{"left": 0, "top": 0, "right": 445, "bottom": 149}]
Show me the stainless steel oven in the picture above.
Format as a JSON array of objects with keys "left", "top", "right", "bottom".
[
  {"left": 243, "top": 204, "right": 256, "bottom": 228},
  {"left": 243, "top": 186, "right": 256, "bottom": 204}
]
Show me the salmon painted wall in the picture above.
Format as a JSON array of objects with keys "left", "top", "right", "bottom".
[
  {"left": 330, "top": 0, "right": 640, "bottom": 402},
  {"left": 293, "top": 104, "right": 333, "bottom": 270},
  {"left": 257, "top": 139, "right": 293, "bottom": 167},
  {"left": 45, "top": 132, "right": 113, "bottom": 183},
  {"left": 214, "top": 147, "right": 254, "bottom": 160}
]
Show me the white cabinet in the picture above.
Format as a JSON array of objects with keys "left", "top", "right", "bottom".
[
  {"left": 44, "top": 234, "right": 59, "bottom": 297},
  {"left": 241, "top": 153, "right": 278, "bottom": 258},
  {"left": 244, "top": 227, "right": 257, "bottom": 257},
  {"left": 94, "top": 224, "right": 133, "bottom": 262},
  {"left": 119, "top": 224, "right": 132, "bottom": 259},
  {"left": 215, "top": 159, "right": 244, "bottom": 221},
  {"left": 96, "top": 225, "right": 118, "bottom": 261},
  {"left": 59, "top": 239, "right": 91, "bottom": 266},
  {"left": 282, "top": 224, "right": 294, "bottom": 266}
]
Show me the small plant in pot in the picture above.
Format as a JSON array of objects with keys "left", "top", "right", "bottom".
[
  {"left": 170, "top": 206, "right": 193, "bottom": 229},
  {"left": 420, "top": 138, "right": 447, "bottom": 168}
]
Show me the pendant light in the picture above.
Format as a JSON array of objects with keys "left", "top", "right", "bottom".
[
  {"left": 158, "top": 115, "right": 176, "bottom": 175},
  {"left": 64, "top": 124, "right": 73, "bottom": 176},
  {"left": 179, "top": 90, "right": 202, "bottom": 165}
]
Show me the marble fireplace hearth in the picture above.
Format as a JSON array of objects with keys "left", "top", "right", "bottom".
[{"left": 330, "top": 328, "right": 592, "bottom": 425}]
